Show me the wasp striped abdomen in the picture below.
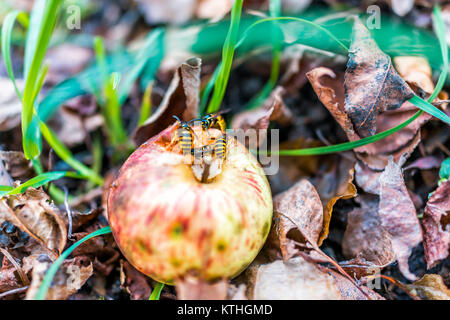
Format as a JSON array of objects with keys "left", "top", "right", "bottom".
[
  {"left": 214, "top": 134, "right": 227, "bottom": 160},
  {"left": 173, "top": 115, "right": 196, "bottom": 155},
  {"left": 177, "top": 129, "right": 194, "bottom": 155}
]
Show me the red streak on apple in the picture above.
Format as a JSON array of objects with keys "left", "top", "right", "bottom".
[{"left": 107, "top": 123, "right": 273, "bottom": 284}]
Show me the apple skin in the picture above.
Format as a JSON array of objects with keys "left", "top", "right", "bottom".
[{"left": 107, "top": 124, "right": 273, "bottom": 284}]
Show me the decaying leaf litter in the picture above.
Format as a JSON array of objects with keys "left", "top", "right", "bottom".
[{"left": 0, "top": 0, "right": 449, "bottom": 300}]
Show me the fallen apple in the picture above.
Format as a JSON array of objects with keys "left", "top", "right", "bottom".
[{"left": 107, "top": 123, "right": 273, "bottom": 284}]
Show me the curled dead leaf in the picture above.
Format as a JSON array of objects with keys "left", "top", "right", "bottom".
[
  {"left": 232, "top": 87, "right": 293, "bottom": 130},
  {"left": 0, "top": 256, "right": 22, "bottom": 296},
  {"left": 322, "top": 267, "right": 385, "bottom": 300},
  {"left": 0, "top": 188, "right": 67, "bottom": 258},
  {"left": 25, "top": 254, "right": 93, "bottom": 300},
  {"left": 344, "top": 17, "right": 415, "bottom": 137},
  {"left": 378, "top": 157, "right": 423, "bottom": 280},
  {"left": 315, "top": 156, "right": 357, "bottom": 245},
  {"left": 121, "top": 261, "right": 151, "bottom": 300},
  {"left": 405, "top": 274, "right": 450, "bottom": 300},
  {"left": 272, "top": 179, "right": 323, "bottom": 259},
  {"left": 133, "top": 57, "right": 201, "bottom": 146},
  {"left": 0, "top": 151, "right": 33, "bottom": 182},
  {"left": 342, "top": 195, "right": 395, "bottom": 267},
  {"left": 307, "top": 57, "right": 435, "bottom": 171},
  {"left": 338, "top": 255, "right": 393, "bottom": 280},
  {"left": 422, "top": 180, "right": 450, "bottom": 269}
]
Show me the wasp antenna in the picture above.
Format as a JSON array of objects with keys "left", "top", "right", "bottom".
[{"left": 173, "top": 115, "right": 182, "bottom": 123}]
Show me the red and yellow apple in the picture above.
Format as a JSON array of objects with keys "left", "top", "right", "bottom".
[{"left": 107, "top": 123, "right": 273, "bottom": 284}]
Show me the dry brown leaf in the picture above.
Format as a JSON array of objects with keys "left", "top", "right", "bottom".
[
  {"left": 232, "top": 86, "right": 293, "bottom": 130},
  {"left": 316, "top": 156, "right": 357, "bottom": 245},
  {"left": 307, "top": 56, "right": 437, "bottom": 171},
  {"left": 176, "top": 276, "right": 228, "bottom": 300},
  {"left": 0, "top": 256, "right": 21, "bottom": 295},
  {"left": 121, "top": 261, "right": 151, "bottom": 300},
  {"left": 352, "top": 158, "right": 423, "bottom": 280},
  {"left": 323, "top": 267, "right": 385, "bottom": 300},
  {"left": 0, "top": 151, "right": 34, "bottom": 182},
  {"left": 344, "top": 17, "right": 415, "bottom": 137},
  {"left": 405, "top": 274, "right": 450, "bottom": 300},
  {"left": 422, "top": 180, "right": 450, "bottom": 269},
  {"left": 270, "top": 178, "right": 364, "bottom": 295},
  {"left": 71, "top": 208, "right": 102, "bottom": 232},
  {"left": 339, "top": 255, "right": 392, "bottom": 280},
  {"left": 378, "top": 157, "right": 423, "bottom": 280},
  {"left": 0, "top": 188, "right": 67, "bottom": 257},
  {"left": 231, "top": 87, "right": 293, "bottom": 147},
  {"left": 404, "top": 155, "right": 444, "bottom": 171},
  {"left": 248, "top": 256, "right": 342, "bottom": 300},
  {"left": 133, "top": 57, "right": 201, "bottom": 146},
  {"left": 307, "top": 67, "right": 425, "bottom": 170},
  {"left": 306, "top": 67, "right": 361, "bottom": 143},
  {"left": 342, "top": 195, "right": 395, "bottom": 267},
  {"left": 272, "top": 179, "right": 323, "bottom": 259},
  {"left": 394, "top": 56, "right": 435, "bottom": 94},
  {"left": 354, "top": 160, "right": 382, "bottom": 194},
  {"left": 25, "top": 255, "right": 93, "bottom": 300},
  {"left": 355, "top": 56, "right": 440, "bottom": 170},
  {"left": 71, "top": 229, "right": 119, "bottom": 277}
]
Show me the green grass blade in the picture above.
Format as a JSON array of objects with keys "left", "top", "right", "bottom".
[
  {"left": 23, "top": 0, "right": 46, "bottom": 78},
  {"left": 439, "top": 157, "right": 450, "bottom": 180},
  {"left": 105, "top": 72, "right": 128, "bottom": 146},
  {"left": 94, "top": 38, "right": 129, "bottom": 148},
  {"left": 271, "top": 110, "right": 423, "bottom": 156},
  {"left": 1, "top": 10, "right": 28, "bottom": 99},
  {"left": 430, "top": 5, "right": 448, "bottom": 102},
  {"left": 206, "top": 0, "right": 243, "bottom": 114},
  {"left": 118, "top": 28, "right": 164, "bottom": 105},
  {"left": 0, "top": 171, "right": 67, "bottom": 197},
  {"left": 138, "top": 81, "right": 153, "bottom": 126},
  {"left": 149, "top": 282, "right": 164, "bottom": 300},
  {"left": 408, "top": 95, "right": 450, "bottom": 124},
  {"left": 94, "top": 36, "right": 108, "bottom": 90},
  {"left": 34, "top": 226, "right": 112, "bottom": 300},
  {"left": 22, "top": 0, "right": 61, "bottom": 159},
  {"left": 236, "top": 16, "right": 350, "bottom": 52},
  {"left": 200, "top": 63, "right": 221, "bottom": 116},
  {"left": 31, "top": 63, "right": 49, "bottom": 105}
]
